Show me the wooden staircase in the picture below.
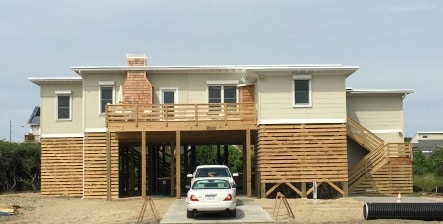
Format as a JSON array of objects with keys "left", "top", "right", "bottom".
[{"left": 347, "top": 117, "right": 412, "bottom": 193}]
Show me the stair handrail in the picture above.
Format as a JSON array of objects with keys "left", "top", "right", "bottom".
[
  {"left": 349, "top": 143, "right": 412, "bottom": 191},
  {"left": 347, "top": 117, "right": 384, "bottom": 152},
  {"left": 348, "top": 144, "right": 389, "bottom": 189}
]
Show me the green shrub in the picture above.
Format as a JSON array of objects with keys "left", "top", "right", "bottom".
[
  {"left": 0, "top": 140, "right": 40, "bottom": 193},
  {"left": 414, "top": 173, "right": 443, "bottom": 192}
]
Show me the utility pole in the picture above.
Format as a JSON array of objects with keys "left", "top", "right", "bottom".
[{"left": 10, "top": 120, "right": 12, "bottom": 143}]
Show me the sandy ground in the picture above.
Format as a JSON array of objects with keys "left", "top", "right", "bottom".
[{"left": 1, "top": 193, "right": 443, "bottom": 224}]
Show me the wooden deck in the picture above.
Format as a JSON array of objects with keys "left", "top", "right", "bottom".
[{"left": 106, "top": 103, "right": 257, "bottom": 131}]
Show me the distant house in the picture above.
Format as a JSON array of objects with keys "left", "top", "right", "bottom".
[
  {"left": 25, "top": 106, "right": 41, "bottom": 143},
  {"left": 29, "top": 54, "right": 414, "bottom": 199},
  {"left": 411, "top": 132, "right": 443, "bottom": 155}
]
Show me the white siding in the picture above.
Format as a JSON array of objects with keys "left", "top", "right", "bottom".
[
  {"left": 40, "top": 83, "right": 83, "bottom": 135},
  {"left": 83, "top": 72, "right": 126, "bottom": 129},
  {"left": 347, "top": 94, "right": 405, "bottom": 143},
  {"left": 149, "top": 72, "right": 243, "bottom": 104},
  {"left": 258, "top": 72, "right": 347, "bottom": 123}
]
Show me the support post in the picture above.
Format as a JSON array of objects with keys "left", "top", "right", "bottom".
[
  {"left": 302, "top": 183, "right": 307, "bottom": 198},
  {"left": 176, "top": 130, "right": 181, "bottom": 198},
  {"left": 190, "top": 145, "right": 196, "bottom": 172},
  {"left": 224, "top": 145, "right": 229, "bottom": 166},
  {"left": 142, "top": 131, "right": 147, "bottom": 199},
  {"left": 242, "top": 142, "right": 247, "bottom": 195},
  {"left": 106, "top": 131, "right": 111, "bottom": 201},
  {"left": 216, "top": 145, "right": 221, "bottom": 164},
  {"left": 170, "top": 145, "right": 175, "bottom": 196},
  {"left": 184, "top": 145, "right": 188, "bottom": 175},
  {"left": 246, "top": 129, "right": 252, "bottom": 197},
  {"left": 260, "top": 183, "right": 266, "bottom": 198},
  {"left": 343, "top": 181, "right": 348, "bottom": 197}
]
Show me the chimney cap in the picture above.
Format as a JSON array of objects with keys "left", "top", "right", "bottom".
[{"left": 126, "top": 53, "right": 147, "bottom": 59}]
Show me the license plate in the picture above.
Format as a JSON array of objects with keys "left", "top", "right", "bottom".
[{"left": 206, "top": 195, "right": 216, "bottom": 200}]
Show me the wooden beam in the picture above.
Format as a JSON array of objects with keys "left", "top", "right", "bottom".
[
  {"left": 286, "top": 183, "right": 302, "bottom": 197},
  {"left": 175, "top": 130, "right": 181, "bottom": 198},
  {"left": 246, "top": 129, "right": 252, "bottom": 197},
  {"left": 106, "top": 131, "right": 111, "bottom": 201},
  {"left": 265, "top": 183, "right": 281, "bottom": 197},
  {"left": 141, "top": 131, "right": 146, "bottom": 199}
]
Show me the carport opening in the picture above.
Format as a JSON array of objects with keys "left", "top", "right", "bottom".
[{"left": 117, "top": 137, "right": 256, "bottom": 198}]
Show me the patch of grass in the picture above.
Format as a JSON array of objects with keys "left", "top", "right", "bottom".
[{"left": 413, "top": 173, "right": 443, "bottom": 192}]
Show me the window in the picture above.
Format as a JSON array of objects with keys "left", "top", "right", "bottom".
[
  {"left": 100, "top": 86, "right": 114, "bottom": 113},
  {"left": 293, "top": 75, "right": 311, "bottom": 107},
  {"left": 208, "top": 85, "right": 237, "bottom": 103},
  {"left": 55, "top": 91, "right": 72, "bottom": 120},
  {"left": 161, "top": 89, "right": 177, "bottom": 104}
]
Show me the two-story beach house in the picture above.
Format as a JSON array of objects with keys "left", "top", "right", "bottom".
[{"left": 29, "top": 54, "right": 413, "bottom": 199}]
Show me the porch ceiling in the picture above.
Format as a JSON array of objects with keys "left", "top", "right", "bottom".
[{"left": 116, "top": 130, "right": 256, "bottom": 145}]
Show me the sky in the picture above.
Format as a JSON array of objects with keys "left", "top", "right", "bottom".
[{"left": 1, "top": 0, "right": 442, "bottom": 142}]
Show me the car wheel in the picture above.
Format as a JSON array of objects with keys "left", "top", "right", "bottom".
[
  {"left": 186, "top": 210, "right": 194, "bottom": 218},
  {"left": 228, "top": 209, "right": 236, "bottom": 217}
]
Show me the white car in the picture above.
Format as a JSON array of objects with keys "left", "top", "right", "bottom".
[
  {"left": 186, "top": 177, "right": 237, "bottom": 218},
  {"left": 186, "top": 165, "right": 239, "bottom": 188}
]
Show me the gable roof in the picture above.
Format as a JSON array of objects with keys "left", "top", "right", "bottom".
[{"left": 27, "top": 106, "right": 40, "bottom": 125}]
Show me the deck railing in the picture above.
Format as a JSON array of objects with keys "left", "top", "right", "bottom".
[{"left": 106, "top": 103, "right": 256, "bottom": 127}]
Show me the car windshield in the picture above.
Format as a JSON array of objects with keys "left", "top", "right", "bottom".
[
  {"left": 195, "top": 168, "right": 230, "bottom": 178},
  {"left": 192, "top": 179, "right": 230, "bottom": 189}
]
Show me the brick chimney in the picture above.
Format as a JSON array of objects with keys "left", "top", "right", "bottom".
[{"left": 122, "top": 54, "right": 153, "bottom": 104}]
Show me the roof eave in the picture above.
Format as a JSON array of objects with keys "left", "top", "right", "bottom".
[
  {"left": 347, "top": 89, "right": 414, "bottom": 95},
  {"left": 29, "top": 77, "right": 82, "bottom": 85}
]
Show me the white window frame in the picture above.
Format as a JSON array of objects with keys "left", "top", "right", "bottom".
[
  {"left": 206, "top": 80, "right": 239, "bottom": 104},
  {"left": 292, "top": 75, "right": 312, "bottom": 108},
  {"left": 160, "top": 88, "right": 178, "bottom": 104},
  {"left": 99, "top": 81, "right": 115, "bottom": 114},
  {"left": 55, "top": 90, "right": 72, "bottom": 121}
]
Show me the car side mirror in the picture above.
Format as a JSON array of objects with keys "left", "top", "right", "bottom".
[
  {"left": 232, "top": 173, "right": 239, "bottom": 177},
  {"left": 187, "top": 174, "right": 193, "bottom": 178},
  {"left": 186, "top": 185, "right": 191, "bottom": 189},
  {"left": 232, "top": 183, "right": 237, "bottom": 188}
]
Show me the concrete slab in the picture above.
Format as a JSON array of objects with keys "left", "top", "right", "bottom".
[{"left": 160, "top": 197, "right": 275, "bottom": 224}]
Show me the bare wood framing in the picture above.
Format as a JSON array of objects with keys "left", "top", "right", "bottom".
[
  {"left": 265, "top": 183, "right": 282, "bottom": 197},
  {"left": 286, "top": 183, "right": 302, "bottom": 197}
]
